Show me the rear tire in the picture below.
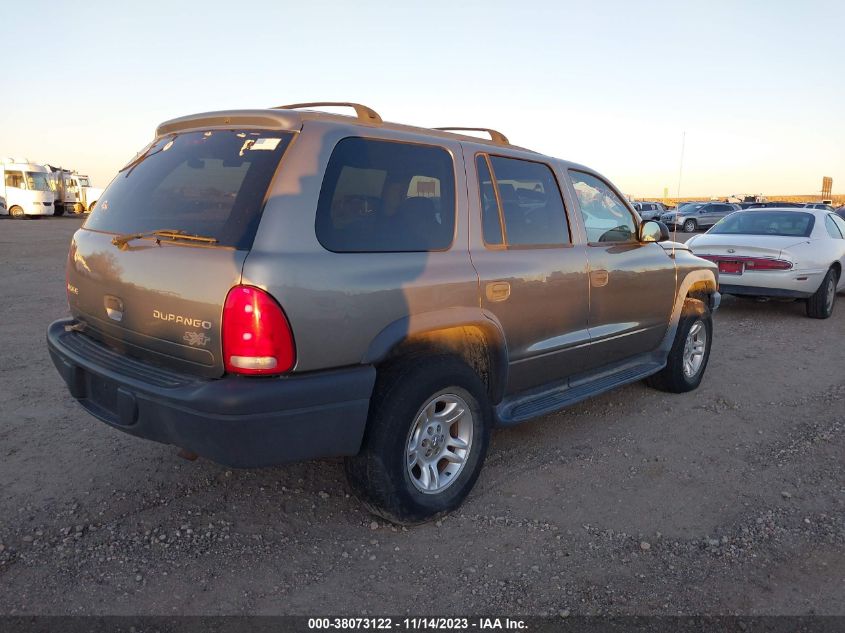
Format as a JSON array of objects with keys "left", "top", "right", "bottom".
[
  {"left": 345, "top": 356, "right": 492, "bottom": 525},
  {"left": 806, "top": 268, "right": 838, "bottom": 319},
  {"left": 9, "top": 206, "right": 25, "bottom": 218},
  {"left": 683, "top": 219, "right": 698, "bottom": 232},
  {"left": 647, "top": 308, "right": 712, "bottom": 393},
  {"left": 87, "top": 200, "right": 97, "bottom": 213}
]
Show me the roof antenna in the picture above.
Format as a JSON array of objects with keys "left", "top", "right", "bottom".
[{"left": 673, "top": 130, "right": 686, "bottom": 256}]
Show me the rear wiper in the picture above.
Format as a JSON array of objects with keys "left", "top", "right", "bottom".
[{"left": 111, "top": 229, "right": 219, "bottom": 249}]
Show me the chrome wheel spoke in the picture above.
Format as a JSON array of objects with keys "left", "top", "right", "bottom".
[
  {"left": 446, "top": 435, "right": 468, "bottom": 450},
  {"left": 442, "top": 450, "right": 464, "bottom": 465},
  {"left": 440, "top": 405, "right": 465, "bottom": 427}
]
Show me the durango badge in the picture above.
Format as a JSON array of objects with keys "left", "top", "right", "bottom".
[{"left": 152, "top": 309, "right": 212, "bottom": 330}]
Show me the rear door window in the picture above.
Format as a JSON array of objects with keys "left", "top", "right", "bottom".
[
  {"left": 316, "top": 138, "right": 456, "bottom": 252},
  {"left": 83, "top": 130, "right": 294, "bottom": 249},
  {"left": 569, "top": 171, "right": 637, "bottom": 243},
  {"left": 477, "top": 154, "right": 570, "bottom": 247}
]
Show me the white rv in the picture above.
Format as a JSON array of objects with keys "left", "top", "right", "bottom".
[{"left": 1, "top": 159, "right": 56, "bottom": 217}]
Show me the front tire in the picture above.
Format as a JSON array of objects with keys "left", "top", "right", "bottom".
[
  {"left": 806, "top": 268, "right": 838, "bottom": 319},
  {"left": 647, "top": 308, "right": 712, "bottom": 393},
  {"left": 345, "top": 356, "right": 492, "bottom": 525},
  {"left": 9, "top": 206, "right": 25, "bottom": 218},
  {"left": 683, "top": 219, "right": 698, "bottom": 232}
]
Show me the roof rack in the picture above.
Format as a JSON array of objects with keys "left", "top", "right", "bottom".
[
  {"left": 272, "top": 102, "right": 382, "bottom": 124},
  {"left": 434, "top": 127, "right": 509, "bottom": 145}
]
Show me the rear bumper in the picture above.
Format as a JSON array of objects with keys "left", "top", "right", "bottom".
[
  {"left": 719, "top": 284, "right": 813, "bottom": 299},
  {"left": 47, "top": 319, "right": 376, "bottom": 468},
  {"left": 718, "top": 269, "right": 826, "bottom": 299}
]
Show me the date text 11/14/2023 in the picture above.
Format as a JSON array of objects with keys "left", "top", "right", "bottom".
[{"left": 307, "top": 617, "right": 528, "bottom": 630}]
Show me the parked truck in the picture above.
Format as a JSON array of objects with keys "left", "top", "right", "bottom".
[
  {"left": 48, "top": 166, "right": 104, "bottom": 215},
  {"left": 0, "top": 158, "right": 56, "bottom": 217}
]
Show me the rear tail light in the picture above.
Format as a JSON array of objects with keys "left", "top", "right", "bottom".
[
  {"left": 743, "top": 258, "right": 792, "bottom": 270},
  {"left": 699, "top": 255, "right": 793, "bottom": 270},
  {"left": 222, "top": 285, "right": 296, "bottom": 375}
]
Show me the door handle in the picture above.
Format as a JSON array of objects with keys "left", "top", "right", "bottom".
[
  {"left": 486, "top": 281, "right": 511, "bottom": 302},
  {"left": 590, "top": 269, "right": 609, "bottom": 288}
]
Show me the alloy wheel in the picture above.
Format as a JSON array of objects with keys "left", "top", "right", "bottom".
[
  {"left": 405, "top": 392, "right": 474, "bottom": 494},
  {"left": 682, "top": 319, "right": 707, "bottom": 378}
]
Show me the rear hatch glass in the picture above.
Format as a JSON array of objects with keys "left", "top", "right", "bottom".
[
  {"left": 86, "top": 130, "right": 293, "bottom": 248},
  {"left": 69, "top": 129, "right": 294, "bottom": 377}
]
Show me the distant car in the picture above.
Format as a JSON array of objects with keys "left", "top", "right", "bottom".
[
  {"left": 637, "top": 202, "right": 666, "bottom": 221},
  {"left": 835, "top": 206, "right": 845, "bottom": 220},
  {"left": 803, "top": 203, "right": 834, "bottom": 211},
  {"left": 687, "top": 208, "right": 845, "bottom": 318},
  {"left": 0, "top": 194, "right": 6, "bottom": 215},
  {"left": 747, "top": 201, "right": 804, "bottom": 209},
  {"left": 662, "top": 202, "right": 739, "bottom": 232}
]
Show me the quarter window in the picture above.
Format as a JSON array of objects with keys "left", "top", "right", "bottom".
[
  {"left": 476, "top": 154, "right": 570, "bottom": 247},
  {"left": 825, "top": 214, "right": 844, "bottom": 239},
  {"left": 316, "top": 138, "right": 456, "bottom": 252},
  {"left": 830, "top": 214, "right": 845, "bottom": 238},
  {"left": 569, "top": 171, "right": 637, "bottom": 243}
]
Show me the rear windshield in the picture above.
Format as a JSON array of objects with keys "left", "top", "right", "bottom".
[
  {"left": 84, "top": 130, "right": 293, "bottom": 249},
  {"left": 709, "top": 211, "right": 815, "bottom": 237}
]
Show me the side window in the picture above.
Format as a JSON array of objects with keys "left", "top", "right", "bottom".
[
  {"left": 569, "top": 171, "right": 637, "bottom": 243},
  {"left": 316, "top": 138, "right": 456, "bottom": 252},
  {"left": 479, "top": 155, "right": 570, "bottom": 247},
  {"left": 824, "top": 214, "right": 844, "bottom": 239},
  {"left": 4, "top": 171, "right": 24, "bottom": 188}
]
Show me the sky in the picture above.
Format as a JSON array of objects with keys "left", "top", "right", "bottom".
[{"left": 2, "top": 0, "right": 843, "bottom": 198}]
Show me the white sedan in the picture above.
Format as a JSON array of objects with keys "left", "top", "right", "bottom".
[{"left": 686, "top": 208, "right": 845, "bottom": 319}]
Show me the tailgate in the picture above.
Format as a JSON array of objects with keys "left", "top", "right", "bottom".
[{"left": 68, "top": 229, "right": 245, "bottom": 378}]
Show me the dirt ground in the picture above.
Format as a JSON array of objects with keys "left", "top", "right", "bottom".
[{"left": 0, "top": 217, "right": 842, "bottom": 616}]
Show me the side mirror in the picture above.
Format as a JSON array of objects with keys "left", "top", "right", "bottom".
[{"left": 640, "top": 220, "right": 670, "bottom": 243}]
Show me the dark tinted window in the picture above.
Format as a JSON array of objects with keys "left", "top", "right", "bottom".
[
  {"left": 476, "top": 155, "right": 503, "bottom": 245},
  {"left": 316, "top": 138, "right": 455, "bottom": 252},
  {"left": 570, "top": 170, "right": 637, "bottom": 242},
  {"left": 710, "top": 211, "right": 815, "bottom": 237},
  {"left": 485, "top": 156, "right": 570, "bottom": 246},
  {"left": 84, "top": 130, "right": 293, "bottom": 249}
]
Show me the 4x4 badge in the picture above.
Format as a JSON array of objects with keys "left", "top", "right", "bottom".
[{"left": 183, "top": 331, "right": 210, "bottom": 347}]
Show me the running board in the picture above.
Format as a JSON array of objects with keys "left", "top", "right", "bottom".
[{"left": 495, "top": 360, "right": 665, "bottom": 426}]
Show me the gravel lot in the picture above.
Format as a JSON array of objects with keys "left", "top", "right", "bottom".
[{"left": 0, "top": 217, "right": 842, "bottom": 616}]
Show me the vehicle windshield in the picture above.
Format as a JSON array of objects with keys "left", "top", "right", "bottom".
[
  {"left": 25, "top": 172, "right": 52, "bottom": 191},
  {"left": 84, "top": 130, "right": 294, "bottom": 249},
  {"left": 78, "top": 177, "right": 89, "bottom": 186},
  {"left": 709, "top": 211, "right": 815, "bottom": 237},
  {"left": 679, "top": 203, "right": 704, "bottom": 212}
]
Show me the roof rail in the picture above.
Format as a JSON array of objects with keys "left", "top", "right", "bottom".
[
  {"left": 434, "top": 127, "right": 509, "bottom": 145},
  {"left": 272, "top": 102, "right": 382, "bottom": 124}
]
